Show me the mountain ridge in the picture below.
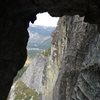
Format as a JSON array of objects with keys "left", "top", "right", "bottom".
[{"left": 27, "top": 25, "right": 55, "bottom": 58}]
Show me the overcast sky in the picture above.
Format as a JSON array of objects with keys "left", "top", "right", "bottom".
[{"left": 30, "top": 12, "right": 59, "bottom": 27}]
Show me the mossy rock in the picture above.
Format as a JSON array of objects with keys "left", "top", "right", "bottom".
[{"left": 14, "top": 81, "right": 38, "bottom": 100}]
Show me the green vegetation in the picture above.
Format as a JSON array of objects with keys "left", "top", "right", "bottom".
[
  {"left": 42, "top": 48, "right": 51, "bottom": 57},
  {"left": 14, "top": 81, "right": 38, "bottom": 100}
]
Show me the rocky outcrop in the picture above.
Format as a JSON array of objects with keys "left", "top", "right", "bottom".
[
  {"left": 21, "top": 54, "right": 48, "bottom": 96},
  {"left": 1, "top": 0, "right": 100, "bottom": 99},
  {"left": 53, "top": 15, "right": 100, "bottom": 100},
  {"left": 8, "top": 54, "right": 48, "bottom": 100}
]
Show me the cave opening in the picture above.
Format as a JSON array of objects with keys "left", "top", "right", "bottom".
[
  {"left": 26, "top": 12, "right": 59, "bottom": 67},
  {"left": 8, "top": 12, "right": 59, "bottom": 100}
]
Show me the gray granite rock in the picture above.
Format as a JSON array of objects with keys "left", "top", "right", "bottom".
[
  {"left": 21, "top": 54, "right": 48, "bottom": 94},
  {"left": 53, "top": 15, "right": 100, "bottom": 100}
]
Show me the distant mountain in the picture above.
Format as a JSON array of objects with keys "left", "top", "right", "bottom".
[
  {"left": 27, "top": 25, "right": 55, "bottom": 58},
  {"left": 28, "top": 25, "right": 55, "bottom": 36}
]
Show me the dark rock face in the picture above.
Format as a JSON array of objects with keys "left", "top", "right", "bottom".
[
  {"left": 0, "top": 0, "right": 100, "bottom": 99},
  {"left": 0, "top": 15, "right": 29, "bottom": 100},
  {"left": 53, "top": 15, "right": 100, "bottom": 100}
]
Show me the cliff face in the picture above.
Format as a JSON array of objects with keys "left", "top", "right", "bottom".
[
  {"left": 53, "top": 15, "right": 100, "bottom": 100},
  {"left": 8, "top": 54, "right": 48, "bottom": 100},
  {"left": 21, "top": 55, "right": 47, "bottom": 93}
]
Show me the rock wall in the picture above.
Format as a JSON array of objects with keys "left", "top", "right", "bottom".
[{"left": 53, "top": 15, "right": 100, "bottom": 100}]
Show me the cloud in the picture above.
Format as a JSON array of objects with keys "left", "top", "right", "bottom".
[{"left": 30, "top": 12, "right": 59, "bottom": 27}]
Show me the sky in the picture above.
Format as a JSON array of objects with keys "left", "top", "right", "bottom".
[{"left": 30, "top": 12, "right": 59, "bottom": 27}]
